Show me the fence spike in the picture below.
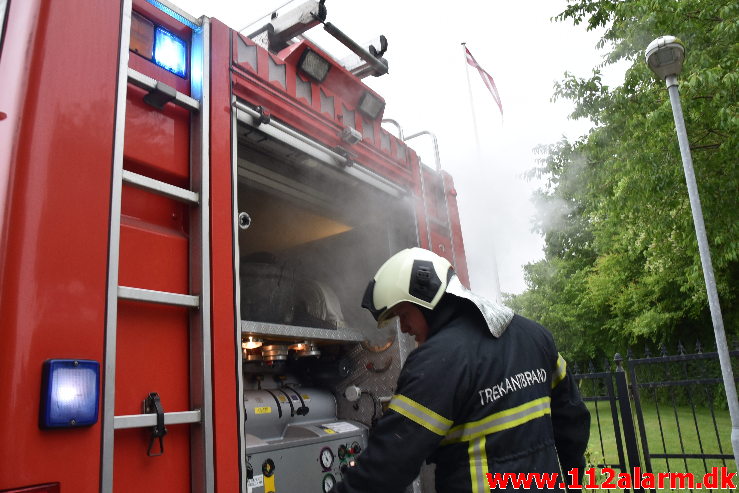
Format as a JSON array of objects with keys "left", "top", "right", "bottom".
[
  {"left": 603, "top": 357, "right": 611, "bottom": 372},
  {"left": 695, "top": 340, "right": 703, "bottom": 354},
  {"left": 677, "top": 340, "right": 685, "bottom": 355},
  {"left": 626, "top": 348, "right": 634, "bottom": 360},
  {"left": 659, "top": 342, "right": 668, "bottom": 356},
  {"left": 644, "top": 345, "right": 651, "bottom": 358}
]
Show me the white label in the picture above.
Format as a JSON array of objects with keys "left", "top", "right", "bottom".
[
  {"left": 321, "top": 421, "right": 359, "bottom": 433},
  {"left": 247, "top": 474, "right": 264, "bottom": 488}
]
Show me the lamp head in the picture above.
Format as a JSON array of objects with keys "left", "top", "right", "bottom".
[{"left": 645, "top": 36, "right": 685, "bottom": 79}]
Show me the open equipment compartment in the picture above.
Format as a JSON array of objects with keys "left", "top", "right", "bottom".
[
  {"left": 233, "top": 110, "right": 421, "bottom": 492},
  {"left": 236, "top": 119, "right": 418, "bottom": 338}
]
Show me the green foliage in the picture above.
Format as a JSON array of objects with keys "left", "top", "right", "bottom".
[{"left": 508, "top": 0, "right": 738, "bottom": 361}]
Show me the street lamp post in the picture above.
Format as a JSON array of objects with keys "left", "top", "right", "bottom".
[{"left": 646, "top": 35, "right": 739, "bottom": 472}]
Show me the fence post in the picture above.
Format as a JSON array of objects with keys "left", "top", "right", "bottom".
[{"left": 614, "top": 353, "right": 644, "bottom": 493}]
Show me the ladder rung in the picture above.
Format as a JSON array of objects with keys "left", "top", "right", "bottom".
[
  {"left": 127, "top": 68, "right": 200, "bottom": 111},
  {"left": 122, "top": 170, "right": 199, "bottom": 204},
  {"left": 114, "top": 410, "right": 201, "bottom": 430},
  {"left": 118, "top": 286, "right": 199, "bottom": 308}
]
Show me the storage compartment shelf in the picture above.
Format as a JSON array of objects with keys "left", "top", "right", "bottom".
[{"left": 241, "top": 320, "right": 365, "bottom": 342}]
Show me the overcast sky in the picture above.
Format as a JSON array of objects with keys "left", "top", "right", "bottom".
[{"left": 173, "top": 0, "right": 623, "bottom": 300}]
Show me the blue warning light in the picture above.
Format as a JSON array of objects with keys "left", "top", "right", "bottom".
[
  {"left": 153, "top": 27, "right": 187, "bottom": 77},
  {"left": 40, "top": 359, "right": 100, "bottom": 428}
]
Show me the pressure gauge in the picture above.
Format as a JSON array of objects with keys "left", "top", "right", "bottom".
[
  {"left": 319, "top": 447, "right": 334, "bottom": 470},
  {"left": 322, "top": 473, "right": 336, "bottom": 492}
]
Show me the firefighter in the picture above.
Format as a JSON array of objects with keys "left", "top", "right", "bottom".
[{"left": 332, "top": 248, "right": 590, "bottom": 493}]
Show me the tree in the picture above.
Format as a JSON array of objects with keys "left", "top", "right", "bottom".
[{"left": 508, "top": 0, "right": 738, "bottom": 362}]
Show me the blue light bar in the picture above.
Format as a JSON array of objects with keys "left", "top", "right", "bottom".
[
  {"left": 40, "top": 359, "right": 100, "bottom": 428},
  {"left": 154, "top": 27, "right": 187, "bottom": 77}
]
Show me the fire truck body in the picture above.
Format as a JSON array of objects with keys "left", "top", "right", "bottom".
[{"left": 0, "top": 1, "right": 469, "bottom": 492}]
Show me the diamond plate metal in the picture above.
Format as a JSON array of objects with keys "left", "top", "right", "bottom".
[
  {"left": 241, "top": 320, "right": 365, "bottom": 342},
  {"left": 333, "top": 323, "right": 416, "bottom": 427}
]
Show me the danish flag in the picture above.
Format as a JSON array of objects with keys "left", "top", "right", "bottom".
[{"left": 464, "top": 46, "right": 503, "bottom": 115}]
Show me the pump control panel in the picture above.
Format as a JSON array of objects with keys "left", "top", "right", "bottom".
[{"left": 246, "top": 424, "right": 367, "bottom": 492}]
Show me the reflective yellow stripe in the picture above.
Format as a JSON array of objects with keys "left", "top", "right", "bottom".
[
  {"left": 468, "top": 436, "right": 488, "bottom": 493},
  {"left": 442, "top": 397, "right": 551, "bottom": 444},
  {"left": 388, "top": 394, "right": 453, "bottom": 436},
  {"left": 552, "top": 353, "right": 567, "bottom": 388}
]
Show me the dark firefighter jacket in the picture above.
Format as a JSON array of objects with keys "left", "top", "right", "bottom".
[{"left": 332, "top": 297, "right": 590, "bottom": 493}]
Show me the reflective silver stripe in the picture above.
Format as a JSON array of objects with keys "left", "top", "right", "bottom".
[
  {"left": 552, "top": 353, "right": 567, "bottom": 388},
  {"left": 468, "top": 436, "right": 489, "bottom": 493},
  {"left": 442, "top": 397, "right": 551, "bottom": 444},
  {"left": 388, "top": 394, "right": 453, "bottom": 436}
]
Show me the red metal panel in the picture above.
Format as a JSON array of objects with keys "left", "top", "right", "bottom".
[
  {"left": 0, "top": 484, "right": 60, "bottom": 493},
  {"left": 442, "top": 172, "right": 470, "bottom": 288},
  {"left": 124, "top": 89, "right": 191, "bottom": 186},
  {"left": 231, "top": 33, "right": 415, "bottom": 188},
  {"left": 114, "top": 302, "right": 190, "bottom": 414},
  {"left": 430, "top": 229, "right": 454, "bottom": 262},
  {"left": 113, "top": 299, "right": 191, "bottom": 493},
  {"left": 0, "top": 0, "right": 40, "bottom": 250},
  {"left": 208, "top": 18, "right": 242, "bottom": 493},
  {"left": 113, "top": 426, "right": 191, "bottom": 491},
  {"left": 408, "top": 152, "right": 431, "bottom": 250},
  {"left": 120, "top": 185, "right": 190, "bottom": 242},
  {"left": 0, "top": 0, "right": 119, "bottom": 490}
]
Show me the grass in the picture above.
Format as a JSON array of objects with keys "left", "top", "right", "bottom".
[{"left": 583, "top": 400, "right": 735, "bottom": 491}]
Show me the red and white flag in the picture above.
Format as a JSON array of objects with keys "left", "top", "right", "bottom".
[{"left": 464, "top": 45, "right": 503, "bottom": 116}]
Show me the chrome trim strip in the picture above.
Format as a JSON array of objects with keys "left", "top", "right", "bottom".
[
  {"left": 118, "top": 286, "right": 200, "bottom": 308},
  {"left": 114, "top": 410, "right": 202, "bottom": 429},
  {"left": 101, "top": 1, "right": 133, "bottom": 491},
  {"left": 189, "top": 17, "right": 215, "bottom": 493},
  {"left": 233, "top": 101, "right": 405, "bottom": 198},
  {"left": 232, "top": 98, "right": 249, "bottom": 493},
  {"left": 145, "top": 0, "right": 203, "bottom": 29},
  {"left": 122, "top": 170, "right": 199, "bottom": 204},
  {"left": 128, "top": 68, "right": 200, "bottom": 111}
]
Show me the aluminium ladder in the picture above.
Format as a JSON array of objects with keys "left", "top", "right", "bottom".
[{"left": 101, "top": 2, "right": 214, "bottom": 492}]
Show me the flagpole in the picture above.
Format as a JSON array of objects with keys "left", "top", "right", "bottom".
[{"left": 461, "top": 42, "right": 503, "bottom": 302}]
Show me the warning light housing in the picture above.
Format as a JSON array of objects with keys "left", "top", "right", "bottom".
[{"left": 40, "top": 359, "right": 100, "bottom": 429}]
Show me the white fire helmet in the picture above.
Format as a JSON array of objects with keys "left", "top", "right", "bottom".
[
  {"left": 362, "top": 247, "right": 514, "bottom": 337},
  {"left": 361, "top": 247, "right": 453, "bottom": 322}
]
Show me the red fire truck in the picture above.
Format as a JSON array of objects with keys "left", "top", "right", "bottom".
[{"left": 0, "top": 1, "right": 469, "bottom": 492}]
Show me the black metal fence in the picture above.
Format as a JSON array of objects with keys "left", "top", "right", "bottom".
[{"left": 573, "top": 341, "right": 739, "bottom": 492}]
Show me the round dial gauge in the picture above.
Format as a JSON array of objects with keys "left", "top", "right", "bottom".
[
  {"left": 323, "top": 473, "right": 336, "bottom": 492},
  {"left": 319, "top": 447, "right": 334, "bottom": 469}
]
